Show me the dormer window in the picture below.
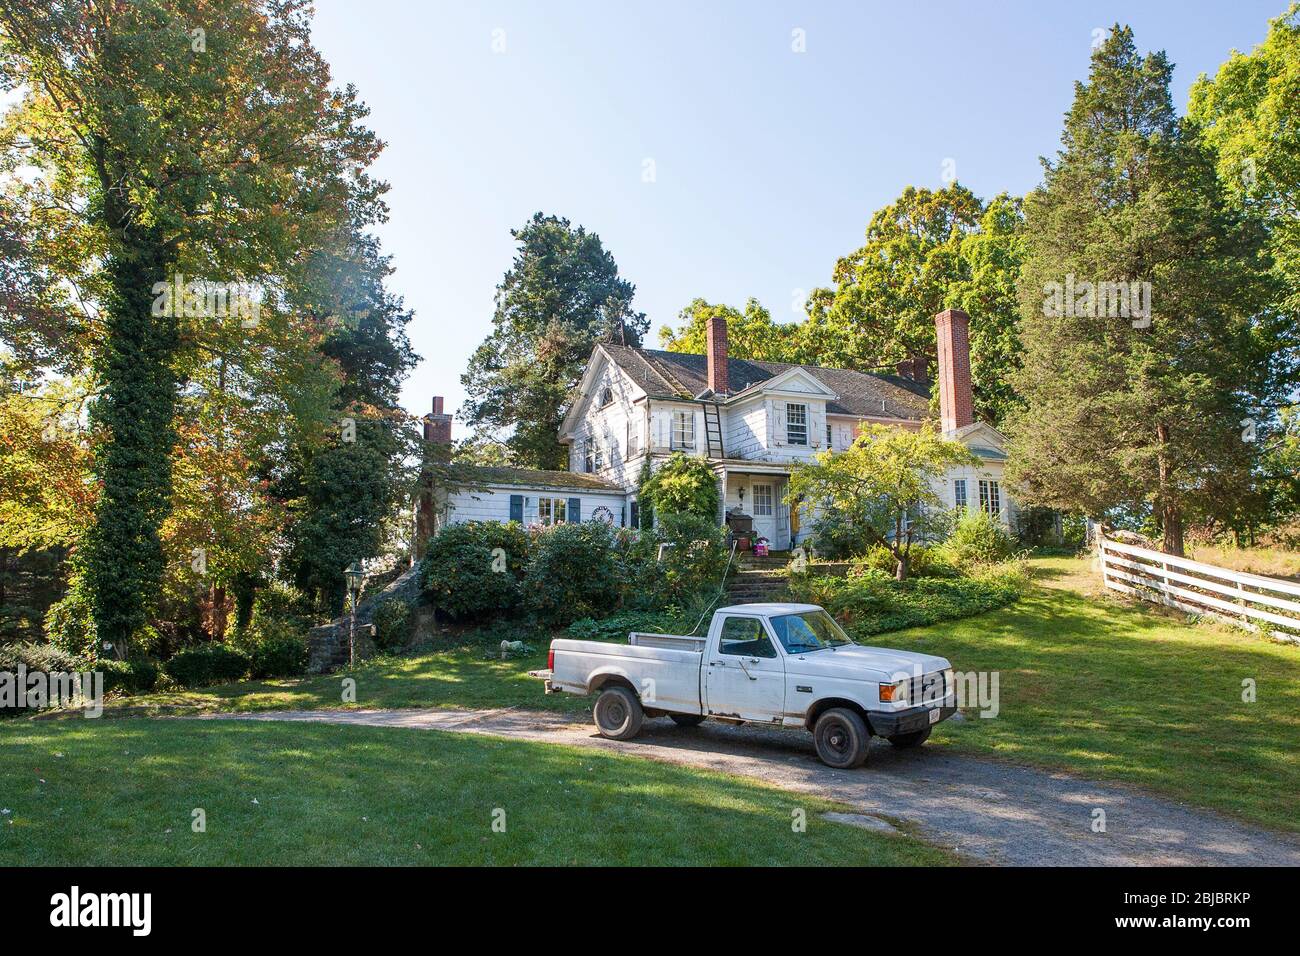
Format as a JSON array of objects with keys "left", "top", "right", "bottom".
[
  {"left": 600, "top": 386, "right": 614, "bottom": 407},
  {"left": 786, "top": 403, "right": 808, "bottom": 446}
]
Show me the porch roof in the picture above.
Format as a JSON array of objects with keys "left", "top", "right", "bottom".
[{"left": 710, "top": 459, "right": 793, "bottom": 476}]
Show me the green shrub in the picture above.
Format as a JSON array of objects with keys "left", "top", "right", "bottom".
[
  {"left": 789, "top": 559, "right": 1028, "bottom": 637},
  {"left": 164, "top": 645, "right": 251, "bottom": 688},
  {"left": 655, "top": 512, "right": 730, "bottom": 604},
  {"left": 422, "top": 521, "right": 529, "bottom": 620},
  {"left": 525, "top": 522, "right": 623, "bottom": 625},
  {"left": 44, "top": 586, "right": 97, "bottom": 660},
  {"left": 247, "top": 636, "right": 308, "bottom": 679},
  {"left": 808, "top": 508, "right": 877, "bottom": 559},
  {"left": 940, "top": 509, "right": 1019, "bottom": 567},
  {"left": 567, "top": 609, "right": 680, "bottom": 642},
  {"left": 98, "top": 659, "right": 160, "bottom": 695},
  {"left": 853, "top": 543, "right": 958, "bottom": 579},
  {"left": 248, "top": 582, "right": 314, "bottom": 639},
  {"left": 0, "top": 642, "right": 80, "bottom": 715},
  {"left": 371, "top": 599, "right": 412, "bottom": 651},
  {"left": 639, "top": 454, "right": 720, "bottom": 521}
]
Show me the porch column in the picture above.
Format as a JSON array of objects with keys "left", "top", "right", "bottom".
[{"left": 717, "top": 467, "right": 728, "bottom": 528}]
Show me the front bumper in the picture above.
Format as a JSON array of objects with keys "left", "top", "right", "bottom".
[{"left": 868, "top": 699, "right": 957, "bottom": 737}]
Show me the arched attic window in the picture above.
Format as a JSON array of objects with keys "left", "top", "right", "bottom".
[{"left": 600, "top": 386, "right": 614, "bottom": 407}]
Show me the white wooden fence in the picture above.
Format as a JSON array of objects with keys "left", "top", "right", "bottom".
[{"left": 1099, "top": 537, "right": 1300, "bottom": 644}]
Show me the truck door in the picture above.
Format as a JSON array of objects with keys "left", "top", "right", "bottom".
[{"left": 705, "top": 614, "right": 785, "bottom": 721}]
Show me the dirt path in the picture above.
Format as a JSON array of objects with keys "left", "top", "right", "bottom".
[{"left": 197, "top": 706, "right": 1300, "bottom": 866}]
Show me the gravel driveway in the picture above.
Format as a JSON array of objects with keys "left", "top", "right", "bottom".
[{"left": 200, "top": 706, "right": 1300, "bottom": 866}]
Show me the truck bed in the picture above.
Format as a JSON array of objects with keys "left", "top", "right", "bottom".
[{"left": 547, "top": 636, "right": 704, "bottom": 716}]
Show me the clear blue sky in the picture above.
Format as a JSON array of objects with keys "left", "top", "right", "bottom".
[{"left": 310, "top": 0, "right": 1284, "bottom": 436}]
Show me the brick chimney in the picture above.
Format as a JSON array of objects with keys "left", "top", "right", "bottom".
[
  {"left": 424, "top": 395, "right": 453, "bottom": 445},
  {"left": 935, "top": 309, "right": 974, "bottom": 433},
  {"left": 706, "top": 314, "right": 728, "bottom": 397},
  {"left": 415, "top": 396, "right": 453, "bottom": 560}
]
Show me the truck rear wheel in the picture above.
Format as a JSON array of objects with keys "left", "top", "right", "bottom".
[
  {"left": 813, "top": 708, "right": 870, "bottom": 769},
  {"left": 670, "top": 713, "right": 706, "bottom": 728},
  {"left": 887, "top": 727, "right": 932, "bottom": 748},
  {"left": 593, "top": 686, "right": 644, "bottom": 740}
]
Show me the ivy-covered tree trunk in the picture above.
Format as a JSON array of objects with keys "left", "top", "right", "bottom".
[{"left": 83, "top": 228, "right": 178, "bottom": 653}]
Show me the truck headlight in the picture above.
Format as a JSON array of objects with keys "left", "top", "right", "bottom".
[{"left": 879, "top": 679, "right": 908, "bottom": 703}]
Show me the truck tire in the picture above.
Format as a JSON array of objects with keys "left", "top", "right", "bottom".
[
  {"left": 669, "top": 713, "right": 706, "bottom": 728},
  {"left": 593, "top": 686, "right": 644, "bottom": 740},
  {"left": 887, "top": 727, "right": 932, "bottom": 748},
  {"left": 813, "top": 708, "right": 870, "bottom": 769}
]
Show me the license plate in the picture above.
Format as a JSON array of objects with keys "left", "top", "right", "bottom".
[{"left": 928, "top": 708, "right": 940, "bottom": 725}]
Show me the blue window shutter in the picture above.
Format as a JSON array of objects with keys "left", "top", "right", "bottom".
[
  {"left": 630, "top": 500, "right": 639, "bottom": 529},
  {"left": 568, "top": 498, "right": 581, "bottom": 523},
  {"left": 621, "top": 505, "right": 626, "bottom": 528},
  {"left": 509, "top": 495, "right": 523, "bottom": 523}
]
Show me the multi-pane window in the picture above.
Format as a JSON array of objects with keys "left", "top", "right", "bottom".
[
  {"left": 626, "top": 420, "right": 641, "bottom": 456},
  {"left": 529, "top": 497, "right": 568, "bottom": 527},
  {"left": 826, "top": 422, "right": 834, "bottom": 449},
  {"left": 672, "top": 410, "right": 695, "bottom": 451},
  {"left": 583, "top": 439, "right": 594, "bottom": 473},
  {"left": 594, "top": 444, "right": 604, "bottom": 471},
  {"left": 786, "top": 403, "right": 808, "bottom": 445},
  {"left": 953, "top": 479, "right": 968, "bottom": 510},
  {"left": 752, "top": 483, "right": 774, "bottom": 516},
  {"left": 978, "top": 479, "right": 1001, "bottom": 517},
  {"left": 600, "top": 386, "right": 614, "bottom": 407}
]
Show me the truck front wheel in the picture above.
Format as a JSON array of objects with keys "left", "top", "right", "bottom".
[
  {"left": 813, "top": 708, "right": 870, "bottom": 769},
  {"left": 593, "top": 686, "right": 644, "bottom": 740}
]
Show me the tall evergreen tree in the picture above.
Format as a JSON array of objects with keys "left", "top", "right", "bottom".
[
  {"left": 280, "top": 231, "right": 419, "bottom": 616},
  {"left": 462, "top": 213, "right": 647, "bottom": 469},
  {"left": 1003, "top": 26, "right": 1285, "bottom": 555}
]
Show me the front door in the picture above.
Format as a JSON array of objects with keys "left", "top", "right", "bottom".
[
  {"left": 750, "top": 481, "right": 777, "bottom": 548},
  {"left": 705, "top": 614, "right": 785, "bottom": 721}
]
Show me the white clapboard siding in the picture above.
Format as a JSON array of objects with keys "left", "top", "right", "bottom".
[{"left": 1099, "top": 538, "right": 1300, "bottom": 643}]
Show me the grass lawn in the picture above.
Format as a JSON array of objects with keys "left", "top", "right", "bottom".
[
  {"left": 0, "top": 719, "right": 955, "bottom": 866},
  {"left": 80, "top": 556, "right": 1300, "bottom": 834},
  {"left": 898, "top": 556, "right": 1300, "bottom": 834},
  {"left": 96, "top": 643, "right": 587, "bottom": 717}
]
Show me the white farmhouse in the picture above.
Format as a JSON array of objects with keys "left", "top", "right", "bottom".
[{"left": 420, "top": 309, "right": 1015, "bottom": 552}]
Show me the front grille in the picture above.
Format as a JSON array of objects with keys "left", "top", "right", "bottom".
[{"left": 907, "top": 671, "right": 948, "bottom": 707}]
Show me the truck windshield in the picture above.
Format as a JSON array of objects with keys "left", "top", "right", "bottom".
[{"left": 769, "top": 611, "right": 853, "bottom": 654}]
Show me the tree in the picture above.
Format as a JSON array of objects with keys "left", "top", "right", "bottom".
[
  {"left": 659, "top": 298, "right": 801, "bottom": 361},
  {"left": 462, "top": 213, "right": 647, "bottom": 469},
  {"left": 1003, "top": 25, "right": 1285, "bottom": 556},
  {"left": 1190, "top": 4, "right": 1300, "bottom": 317},
  {"left": 788, "top": 424, "right": 976, "bottom": 580},
  {"left": 0, "top": 0, "right": 385, "bottom": 647},
  {"left": 280, "top": 231, "right": 420, "bottom": 617},
  {"left": 638, "top": 454, "right": 720, "bottom": 522},
  {"left": 660, "top": 187, "right": 1026, "bottom": 425}
]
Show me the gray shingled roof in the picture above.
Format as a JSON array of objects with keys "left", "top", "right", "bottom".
[
  {"left": 602, "top": 345, "right": 932, "bottom": 420},
  {"left": 446, "top": 465, "right": 623, "bottom": 492}
]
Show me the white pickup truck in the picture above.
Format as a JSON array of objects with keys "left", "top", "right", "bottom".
[{"left": 533, "top": 602, "right": 956, "bottom": 768}]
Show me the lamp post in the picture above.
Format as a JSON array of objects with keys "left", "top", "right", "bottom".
[{"left": 344, "top": 560, "right": 366, "bottom": 667}]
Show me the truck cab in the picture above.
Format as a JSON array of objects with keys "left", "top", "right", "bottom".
[{"left": 538, "top": 602, "right": 958, "bottom": 769}]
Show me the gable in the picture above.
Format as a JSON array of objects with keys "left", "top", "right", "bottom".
[
  {"left": 735, "top": 366, "right": 838, "bottom": 401},
  {"left": 560, "top": 345, "right": 647, "bottom": 439}
]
